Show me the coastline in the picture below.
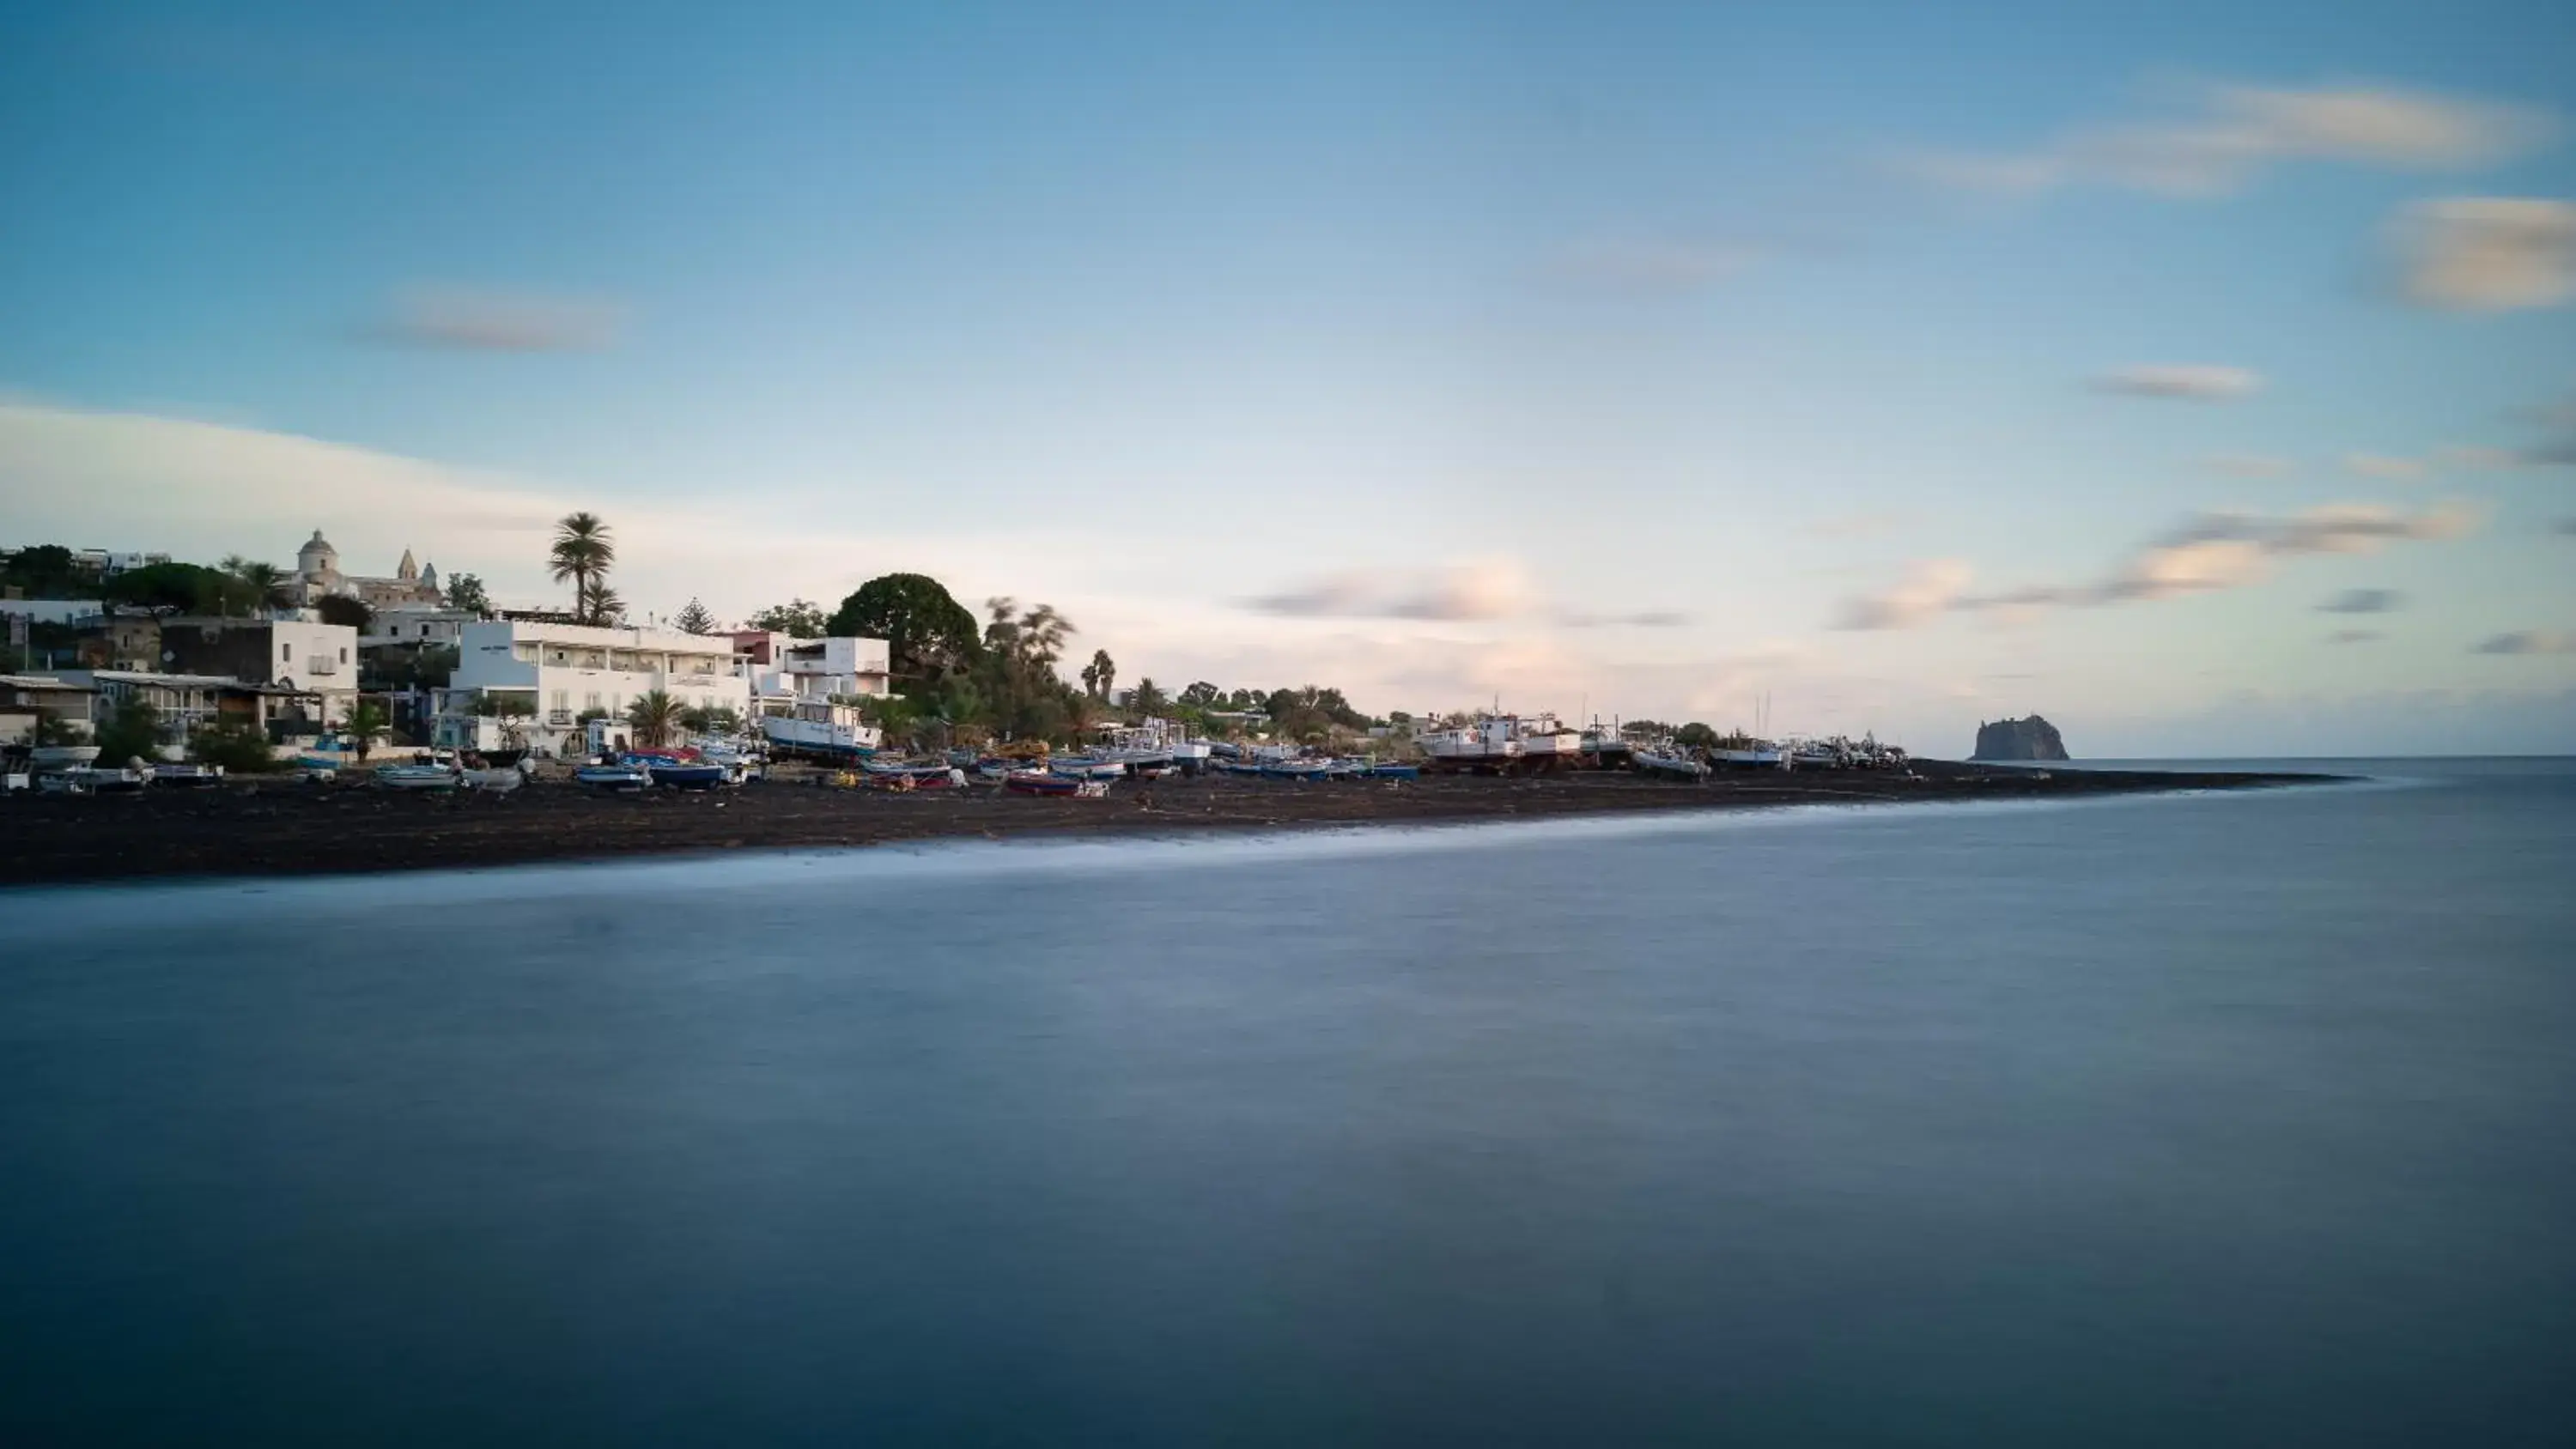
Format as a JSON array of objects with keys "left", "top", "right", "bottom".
[{"left": 2, "top": 760, "right": 2339, "bottom": 887}]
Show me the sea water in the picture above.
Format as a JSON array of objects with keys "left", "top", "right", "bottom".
[{"left": 3, "top": 760, "right": 2572, "bottom": 1445}]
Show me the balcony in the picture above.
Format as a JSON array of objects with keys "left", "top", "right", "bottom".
[{"left": 548, "top": 710, "right": 573, "bottom": 726}]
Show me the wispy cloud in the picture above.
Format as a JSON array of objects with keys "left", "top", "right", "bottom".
[
  {"left": 375, "top": 286, "right": 625, "bottom": 352},
  {"left": 2471, "top": 629, "right": 2576, "bottom": 656},
  {"left": 1835, "top": 503, "right": 2481, "bottom": 629},
  {"left": 1245, "top": 560, "right": 1539, "bottom": 621},
  {"left": 1564, "top": 609, "right": 1693, "bottom": 629},
  {"left": 1555, "top": 236, "right": 1760, "bottom": 294},
  {"left": 2204, "top": 452, "right": 2296, "bottom": 478},
  {"left": 2318, "top": 587, "right": 2403, "bottom": 614},
  {"left": 2325, "top": 628, "right": 2385, "bottom": 645},
  {"left": 2093, "top": 365, "right": 2263, "bottom": 401},
  {"left": 2389, "top": 198, "right": 2576, "bottom": 312},
  {"left": 2344, "top": 452, "right": 2427, "bottom": 481},
  {"left": 1834, "top": 559, "right": 1975, "bottom": 629},
  {"left": 1902, "top": 82, "right": 2553, "bottom": 200}
]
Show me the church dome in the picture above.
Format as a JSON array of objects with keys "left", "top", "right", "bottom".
[{"left": 297, "top": 530, "right": 338, "bottom": 577}]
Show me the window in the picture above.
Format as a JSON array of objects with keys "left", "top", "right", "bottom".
[
  {"left": 550, "top": 690, "right": 568, "bottom": 712},
  {"left": 282, "top": 641, "right": 293, "bottom": 661},
  {"left": 339, "top": 647, "right": 349, "bottom": 664},
  {"left": 585, "top": 692, "right": 600, "bottom": 711}
]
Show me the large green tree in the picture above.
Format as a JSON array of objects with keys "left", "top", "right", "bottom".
[
  {"left": 673, "top": 597, "right": 716, "bottom": 634},
  {"left": 101, "top": 561, "right": 231, "bottom": 614},
  {"left": 93, "top": 697, "right": 165, "bottom": 764},
  {"left": 445, "top": 573, "right": 492, "bottom": 614},
  {"left": 827, "top": 573, "right": 981, "bottom": 686},
  {"left": 748, "top": 597, "right": 828, "bottom": 638}
]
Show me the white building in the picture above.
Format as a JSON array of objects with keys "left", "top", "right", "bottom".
[
  {"left": 360, "top": 606, "right": 478, "bottom": 650},
  {"left": 437, "top": 619, "right": 752, "bottom": 755},
  {"left": 750, "top": 634, "right": 892, "bottom": 702}
]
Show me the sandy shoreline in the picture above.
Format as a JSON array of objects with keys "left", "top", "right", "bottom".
[{"left": 0, "top": 760, "right": 2339, "bottom": 887}]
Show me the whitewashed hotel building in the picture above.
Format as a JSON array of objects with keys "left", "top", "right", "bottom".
[{"left": 437, "top": 620, "right": 751, "bottom": 755}]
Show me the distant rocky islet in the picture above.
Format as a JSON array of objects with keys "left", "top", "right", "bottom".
[{"left": 1972, "top": 715, "right": 2070, "bottom": 761}]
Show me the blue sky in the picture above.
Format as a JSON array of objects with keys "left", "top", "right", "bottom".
[{"left": 3, "top": 2, "right": 2573, "bottom": 753}]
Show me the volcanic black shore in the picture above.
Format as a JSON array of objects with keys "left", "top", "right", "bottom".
[{"left": 0, "top": 759, "right": 2340, "bottom": 887}]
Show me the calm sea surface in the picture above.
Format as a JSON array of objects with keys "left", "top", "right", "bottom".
[{"left": 5, "top": 760, "right": 2573, "bottom": 1445}]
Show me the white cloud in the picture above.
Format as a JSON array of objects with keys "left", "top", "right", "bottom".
[
  {"left": 2390, "top": 198, "right": 2576, "bottom": 312},
  {"left": 380, "top": 286, "right": 625, "bottom": 351},
  {"left": 1834, "top": 502, "right": 2481, "bottom": 629},
  {"left": 0, "top": 400, "right": 1115, "bottom": 627},
  {"left": 2093, "top": 365, "right": 2263, "bottom": 401},
  {"left": 2471, "top": 630, "right": 2576, "bottom": 656},
  {"left": 1904, "top": 82, "right": 2553, "bottom": 200}
]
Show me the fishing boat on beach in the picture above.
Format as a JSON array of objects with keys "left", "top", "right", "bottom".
[
  {"left": 375, "top": 763, "right": 460, "bottom": 791},
  {"left": 760, "top": 699, "right": 882, "bottom": 762},
  {"left": 1419, "top": 718, "right": 1524, "bottom": 773},
  {"left": 1049, "top": 758, "right": 1127, "bottom": 781},
  {"left": 1005, "top": 770, "right": 1109, "bottom": 798},
  {"left": 1633, "top": 747, "right": 1710, "bottom": 781},
  {"left": 574, "top": 762, "right": 651, "bottom": 792},
  {"left": 148, "top": 763, "right": 225, "bottom": 788},
  {"left": 626, "top": 754, "right": 728, "bottom": 790},
  {"left": 31, "top": 743, "right": 101, "bottom": 770}
]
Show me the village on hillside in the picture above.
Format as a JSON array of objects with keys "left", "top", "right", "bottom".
[{"left": 2, "top": 514, "right": 1911, "bottom": 803}]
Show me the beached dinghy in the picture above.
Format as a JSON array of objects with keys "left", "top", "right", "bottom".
[
  {"left": 375, "top": 763, "right": 460, "bottom": 791},
  {"left": 1005, "top": 770, "right": 1109, "bottom": 798},
  {"left": 574, "top": 762, "right": 651, "bottom": 792},
  {"left": 626, "top": 753, "right": 727, "bottom": 790}
]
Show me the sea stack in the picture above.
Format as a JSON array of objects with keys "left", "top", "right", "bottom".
[{"left": 1972, "top": 715, "right": 2069, "bottom": 761}]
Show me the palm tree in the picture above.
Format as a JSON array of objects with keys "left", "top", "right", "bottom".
[
  {"left": 1082, "top": 648, "right": 1115, "bottom": 700},
  {"left": 626, "top": 689, "right": 683, "bottom": 749},
  {"left": 218, "top": 555, "right": 295, "bottom": 615},
  {"left": 578, "top": 579, "right": 625, "bottom": 627},
  {"left": 549, "top": 512, "right": 615, "bottom": 617},
  {"left": 1019, "top": 603, "right": 1073, "bottom": 667},
  {"left": 342, "top": 699, "right": 391, "bottom": 761}
]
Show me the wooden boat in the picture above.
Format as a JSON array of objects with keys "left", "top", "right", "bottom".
[
  {"left": 148, "top": 763, "right": 225, "bottom": 788},
  {"left": 1048, "top": 757, "right": 1127, "bottom": 781},
  {"left": 463, "top": 766, "right": 524, "bottom": 792},
  {"left": 375, "top": 763, "right": 460, "bottom": 791},
  {"left": 1370, "top": 762, "right": 1421, "bottom": 781},
  {"left": 31, "top": 744, "right": 101, "bottom": 770},
  {"left": 1005, "top": 770, "right": 1109, "bottom": 798},
  {"left": 574, "top": 763, "right": 651, "bottom": 792},
  {"left": 1257, "top": 759, "right": 1329, "bottom": 781},
  {"left": 860, "top": 757, "right": 955, "bottom": 779},
  {"left": 629, "top": 754, "right": 727, "bottom": 790}
]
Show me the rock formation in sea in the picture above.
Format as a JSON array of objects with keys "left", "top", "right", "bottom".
[{"left": 1971, "top": 715, "right": 2070, "bottom": 761}]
